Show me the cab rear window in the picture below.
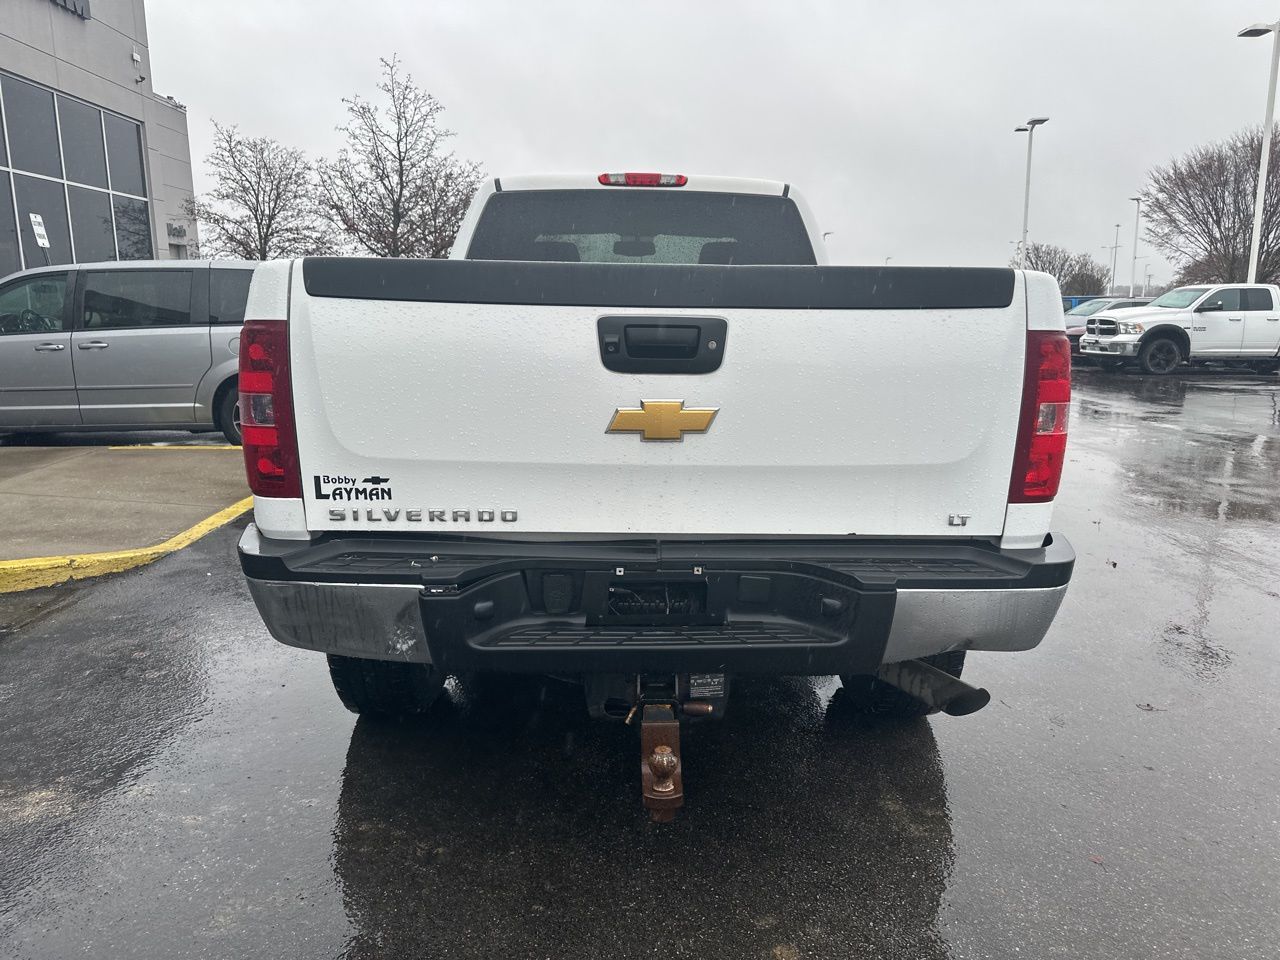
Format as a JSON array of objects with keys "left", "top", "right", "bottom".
[{"left": 466, "top": 189, "right": 816, "bottom": 265}]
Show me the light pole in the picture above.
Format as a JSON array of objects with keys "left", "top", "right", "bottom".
[
  {"left": 1133, "top": 255, "right": 1149, "bottom": 296},
  {"left": 1015, "top": 117, "right": 1050, "bottom": 268},
  {"left": 1144, "top": 265, "right": 1154, "bottom": 297},
  {"left": 1239, "top": 21, "right": 1280, "bottom": 282},
  {"left": 1128, "top": 197, "right": 1142, "bottom": 296},
  {"left": 1103, "top": 224, "right": 1121, "bottom": 293}
]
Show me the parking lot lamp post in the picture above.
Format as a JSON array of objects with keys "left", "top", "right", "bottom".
[
  {"left": 1103, "top": 225, "right": 1121, "bottom": 294},
  {"left": 1129, "top": 197, "right": 1143, "bottom": 295},
  {"left": 1133, "top": 254, "right": 1149, "bottom": 291},
  {"left": 1239, "top": 21, "right": 1280, "bottom": 282},
  {"left": 1111, "top": 224, "right": 1122, "bottom": 293},
  {"left": 1015, "top": 117, "right": 1050, "bottom": 268}
]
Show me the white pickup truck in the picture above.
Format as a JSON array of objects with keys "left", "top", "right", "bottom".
[
  {"left": 235, "top": 172, "right": 1074, "bottom": 812},
  {"left": 1079, "top": 283, "right": 1280, "bottom": 374}
]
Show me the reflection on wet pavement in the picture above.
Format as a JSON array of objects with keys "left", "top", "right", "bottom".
[
  {"left": 1073, "top": 369, "right": 1280, "bottom": 522},
  {"left": 1068, "top": 369, "right": 1280, "bottom": 689},
  {"left": 336, "top": 678, "right": 953, "bottom": 959},
  {"left": 0, "top": 369, "right": 1277, "bottom": 959}
]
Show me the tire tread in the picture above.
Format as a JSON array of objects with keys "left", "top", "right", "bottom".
[
  {"left": 1138, "top": 336, "right": 1183, "bottom": 375},
  {"left": 327, "top": 654, "right": 444, "bottom": 716},
  {"left": 217, "top": 387, "right": 242, "bottom": 446}
]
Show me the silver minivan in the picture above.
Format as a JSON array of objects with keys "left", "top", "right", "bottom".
[{"left": 0, "top": 260, "right": 253, "bottom": 444}]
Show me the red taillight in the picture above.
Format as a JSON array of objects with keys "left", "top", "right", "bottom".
[
  {"left": 1008, "top": 330, "right": 1071, "bottom": 503},
  {"left": 597, "top": 172, "right": 688, "bottom": 187},
  {"left": 240, "top": 318, "right": 301, "bottom": 498}
]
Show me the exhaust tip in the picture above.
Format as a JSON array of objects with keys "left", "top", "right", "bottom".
[
  {"left": 942, "top": 686, "right": 991, "bottom": 717},
  {"left": 876, "top": 658, "right": 992, "bottom": 718}
]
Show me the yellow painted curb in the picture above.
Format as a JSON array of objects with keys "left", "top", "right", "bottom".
[{"left": 0, "top": 496, "right": 253, "bottom": 594}]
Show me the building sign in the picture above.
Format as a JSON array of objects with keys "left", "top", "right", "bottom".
[
  {"left": 49, "top": 0, "right": 92, "bottom": 19},
  {"left": 29, "top": 214, "right": 51, "bottom": 249},
  {"left": 166, "top": 222, "right": 188, "bottom": 240}
]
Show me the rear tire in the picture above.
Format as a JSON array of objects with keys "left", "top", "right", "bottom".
[
  {"left": 327, "top": 655, "right": 445, "bottom": 716},
  {"left": 217, "top": 386, "right": 242, "bottom": 446},
  {"left": 839, "top": 651, "right": 966, "bottom": 719},
  {"left": 1138, "top": 337, "right": 1183, "bottom": 375}
]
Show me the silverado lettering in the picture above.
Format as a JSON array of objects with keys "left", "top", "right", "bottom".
[{"left": 326, "top": 508, "right": 517, "bottom": 522}]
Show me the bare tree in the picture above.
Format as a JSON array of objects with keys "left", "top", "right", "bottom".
[
  {"left": 1064, "top": 255, "right": 1110, "bottom": 295},
  {"left": 185, "top": 122, "right": 335, "bottom": 260},
  {"left": 1142, "top": 126, "right": 1280, "bottom": 284},
  {"left": 1017, "top": 242, "right": 1074, "bottom": 279},
  {"left": 318, "top": 57, "right": 483, "bottom": 258},
  {"left": 1010, "top": 242, "right": 1110, "bottom": 295}
]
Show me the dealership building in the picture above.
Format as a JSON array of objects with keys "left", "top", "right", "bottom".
[{"left": 0, "top": 0, "right": 196, "bottom": 277}]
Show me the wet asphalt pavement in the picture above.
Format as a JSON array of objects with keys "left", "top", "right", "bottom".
[{"left": 2, "top": 369, "right": 1278, "bottom": 959}]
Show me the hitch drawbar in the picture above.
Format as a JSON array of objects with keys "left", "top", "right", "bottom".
[
  {"left": 627, "top": 675, "right": 724, "bottom": 822},
  {"left": 638, "top": 704, "right": 684, "bottom": 822},
  {"left": 877, "top": 658, "right": 991, "bottom": 716}
]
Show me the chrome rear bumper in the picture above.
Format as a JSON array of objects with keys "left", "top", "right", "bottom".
[{"left": 239, "top": 525, "right": 1072, "bottom": 671}]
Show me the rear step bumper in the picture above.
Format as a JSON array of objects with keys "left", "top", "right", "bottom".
[{"left": 238, "top": 526, "right": 1073, "bottom": 675}]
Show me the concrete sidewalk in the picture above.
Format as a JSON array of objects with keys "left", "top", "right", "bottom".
[{"left": 0, "top": 446, "right": 249, "bottom": 561}]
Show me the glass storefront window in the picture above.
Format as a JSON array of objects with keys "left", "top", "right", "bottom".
[
  {"left": 1, "top": 76, "right": 62, "bottom": 179},
  {"left": 0, "top": 72, "right": 152, "bottom": 271},
  {"left": 68, "top": 186, "right": 116, "bottom": 262},
  {"left": 113, "top": 196, "right": 153, "bottom": 260},
  {"left": 57, "top": 96, "right": 109, "bottom": 189},
  {"left": 0, "top": 177, "right": 19, "bottom": 278},
  {"left": 14, "top": 174, "right": 72, "bottom": 266},
  {"left": 104, "top": 113, "right": 146, "bottom": 198}
]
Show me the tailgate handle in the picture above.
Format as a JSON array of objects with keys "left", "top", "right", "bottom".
[
  {"left": 625, "top": 324, "right": 699, "bottom": 358},
  {"left": 598, "top": 316, "right": 727, "bottom": 374}
]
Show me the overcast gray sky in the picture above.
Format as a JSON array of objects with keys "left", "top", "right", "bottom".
[{"left": 147, "top": 0, "right": 1280, "bottom": 282}]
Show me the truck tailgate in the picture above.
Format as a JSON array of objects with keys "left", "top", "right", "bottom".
[{"left": 288, "top": 260, "right": 1025, "bottom": 537}]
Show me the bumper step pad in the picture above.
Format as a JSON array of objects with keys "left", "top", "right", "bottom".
[{"left": 480, "top": 622, "right": 841, "bottom": 649}]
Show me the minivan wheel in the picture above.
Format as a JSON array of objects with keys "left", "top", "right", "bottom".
[
  {"left": 217, "top": 388, "right": 242, "bottom": 445},
  {"left": 1138, "top": 337, "right": 1182, "bottom": 375}
]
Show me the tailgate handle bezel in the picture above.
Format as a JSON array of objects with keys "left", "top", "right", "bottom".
[{"left": 597, "top": 316, "right": 727, "bottom": 374}]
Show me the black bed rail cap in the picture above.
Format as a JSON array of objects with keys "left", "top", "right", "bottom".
[{"left": 300, "top": 258, "right": 1016, "bottom": 310}]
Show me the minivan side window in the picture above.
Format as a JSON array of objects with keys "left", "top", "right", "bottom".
[
  {"left": 1243, "top": 288, "right": 1275, "bottom": 311},
  {"left": 209, "top": 269, "right": 254, "bottom": 324},
  {"left": 0, "top": 273, "right": 68, "bottom": 335},
  {"left": 82, "top": 270, "right": 192, "bottom": 329}
]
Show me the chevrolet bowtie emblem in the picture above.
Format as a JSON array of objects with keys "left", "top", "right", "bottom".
[{"left": 606, "top": 400, "right": 719, "bottom": 442}]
